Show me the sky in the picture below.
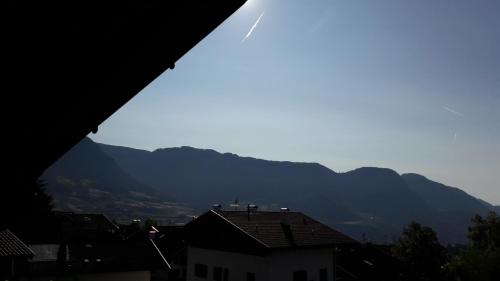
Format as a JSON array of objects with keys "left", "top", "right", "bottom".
[{"left": 91, "top": 0, "right": 500, "bottom": 204}]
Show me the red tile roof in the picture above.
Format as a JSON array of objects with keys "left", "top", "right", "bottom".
[
  {"left": 213, "top": 211, "right": 357, "bottom": 249},
  {"left": 0, "top": 229, "right": 35, "bottom": 258}
]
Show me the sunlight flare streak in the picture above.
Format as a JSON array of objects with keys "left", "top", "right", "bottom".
[
  {"left": 242, "top": 12, "right": 264, "bottom": 43},
  {"left": 442, "top": 106, "right": 464, "bottom": 117}
]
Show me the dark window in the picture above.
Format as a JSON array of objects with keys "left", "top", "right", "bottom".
[
  {"left": 320, "top": 268, "right": 328, "bottom": 281},
  {"left": 213, "top": 267, "right": 222, "bottom": 281},
  {"left": 223, "top": 268, "right": 229, "bottom": 281},
  {"left": 247, "top": 272, "right": 256, "bottom": 281},
  {"left": 195, "top": 264, "right": 208, "bottom": 279},
  {"left": 293, "top": 270, "right": 307, "bottom": 281}
]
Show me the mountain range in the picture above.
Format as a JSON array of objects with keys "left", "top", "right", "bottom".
[
  {"left": 41, "top": 137, "right": 195, "bottom": 224},
  {"left": 41, "top": 137, "right": 498, "bottom": 244}
]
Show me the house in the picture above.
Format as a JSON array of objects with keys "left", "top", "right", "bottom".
[
  {"left": 183, "top": 209, "right": 358, "bottom": 281},
  {"left": 61, "top": 214, "right": 170, "bottom": 281},
  {"left": 24, "top": 212, "right": 171, "bottom": 281},
  {"left": 0, "top": 229, "right": 35, "bottom": 279},
  {"left": 155, "top": 225, "right": 189, "bottom": 280},
  {"left": 54, "top": 211, "right": 120, "bottom": 241},
  {"left": 28, "top": 243, "right": 66, "bottom": 277},
  {"left": 25, "top": 211, "right": 121, "bottom": 278}
]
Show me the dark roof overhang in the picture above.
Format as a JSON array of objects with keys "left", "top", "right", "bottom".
[{"left": 3, "top": 0, "right": 247, "bottom": 179}]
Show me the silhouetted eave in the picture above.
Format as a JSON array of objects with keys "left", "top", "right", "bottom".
[{"left": 4, "top": 0, "right": 247, "bottom": 178}]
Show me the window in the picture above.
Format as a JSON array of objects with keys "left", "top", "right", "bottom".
[
  {"left": 319, "top": 268, "right": 327, "bottom": 281},
  {"left": 213, "top": 266, "right": 222, "bottom": 281},
  {"left": 246, "top": 272, "right": 256, "bottom": 281},
  {"left": 194, "top": 264, "right": 208, "bottom": 279},
  {"left": 293, "top": 270, "right": 307, "bottom": 281}
]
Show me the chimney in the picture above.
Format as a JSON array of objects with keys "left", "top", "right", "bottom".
[
  {"left": 279, "top": 207, "right": 295, "bottom": 246},
  {"left": 281, "top": 221, "right": 295, "bottom": 246},
  {"left": 247, "top": 204, "right": 258, "bottom": 220},
  {"left": 280, "top": 207, "right": 290, "bottom": 227}
]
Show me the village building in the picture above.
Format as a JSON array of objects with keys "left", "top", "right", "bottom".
[
  {"left": 183, "top": 209, "right": 358, "bottom": 281},
  {"left": 0, "top": 229, "right": 35, "bottom": 279}
]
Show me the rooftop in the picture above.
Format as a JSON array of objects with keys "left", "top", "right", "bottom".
[
  {"left": 0, "top": 229, "right": 35, "bottom": 258},
  {"left": 212, "top": 210, "right": 357, "bottom": 249}
]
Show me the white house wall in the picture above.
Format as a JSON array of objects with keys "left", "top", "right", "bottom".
[
  {"left": 187, "top": 246, "right": 335, "bottom": 281},
  {"left": 187, "top": 246, "right": 269, "bottom": 281},
  {"left": 268, "top": 247, "right": 335, "bottom": 281}
]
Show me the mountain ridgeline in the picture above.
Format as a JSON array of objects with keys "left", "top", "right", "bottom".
[
  {"left": 41, "top": 137, "right": 497, "bottom": 244},
  {"left": 41, "top": 137, "right": 194, "bottom": 222}
]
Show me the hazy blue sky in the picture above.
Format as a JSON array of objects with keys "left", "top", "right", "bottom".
[{"left": 91, "top": 0, "right": 500, "bottom": 204}]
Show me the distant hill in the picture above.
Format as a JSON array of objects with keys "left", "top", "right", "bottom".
[
  {"left": 476, "top": 198, "right": 500, "bottom": 214},
  {"left": 402, "top": 173, "right": 488, "bottom": 212},
  {"left": 41, "top": 138, "right": 195, "bottom": 222},
  {"left": 97, "top": 141, "right": 496, "bottom": 244},
  {"left": 39, "top": 137, "right": 497, "bottom": 244},
  {"left": 401, "top": 173, "right": 491, "bottom": 243},
  {"left": 100, "top": 144, "right": 338, "bottom": 207}
]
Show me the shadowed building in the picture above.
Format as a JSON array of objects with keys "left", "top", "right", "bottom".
[
  {"left": 183, "top": 210, "right": 358, "bottom": 281},
  {"left": 0, "top": 229, "right": 35, "bottom": 279},
  {"left": 23, "top": 213, "right": 172, "bottom": 280}
]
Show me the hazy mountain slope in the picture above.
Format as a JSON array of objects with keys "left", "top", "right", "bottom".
[
  {"left": 476, "top": 198, "right": 500, "bottom": 213},
  {"left": 47, "top": 139, "right": 493, "bottom": 244},
  {"left": 40, "top": 138, "right": 193, "bottom": 220},
  {"left": 100, "top": 144, "right": 431, "bottom": 220},
  {"left": 402, "top": 173, "right": 488, "bottom": 213},
  {"left": 100, "top": 143, "right": 366, "bottom": 226},
  {"left": 337, "top": 168, "right": 433, "bottom": 223},
  {"left": 100, "top": 144, "right": 341, "bottom": 206},
  {"left": 97, "top": 143, "right": 152, "bottom": 174},
  {"left": 400, "top": 173, "right": 494, "bottom": 243},
  {"left": 99, "top": 143, "right": 436, "bottom": 242},
  {"left": 44, "top": 138, "right": 158, "bottom": 195}
]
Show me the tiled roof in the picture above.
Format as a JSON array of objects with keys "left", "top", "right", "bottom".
[
  {"left": 0, "top": 229, "right": 35, "bottom": 258},
  {"left": 213, "top": 211, "right": 357, "bottom": 249}
]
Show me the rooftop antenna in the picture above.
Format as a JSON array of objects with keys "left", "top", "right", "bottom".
[
  {"left": 280, "top": 207, "right": 290, "bottom": 225},
  {"left": 229, "top": 198, "right": 240, "bottom": 210}
]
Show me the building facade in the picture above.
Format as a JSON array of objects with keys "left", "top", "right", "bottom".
[{"left": 184, "top": 210, "right": 357, "bottom": 281}]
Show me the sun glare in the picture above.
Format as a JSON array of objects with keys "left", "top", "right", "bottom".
[{"left": 243, "top": 0, "right": 257, "bottom": 9}]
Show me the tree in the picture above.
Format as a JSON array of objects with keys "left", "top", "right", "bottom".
[
  {"left": 468, "top": 212, "right": 500, "bottom": 250},
  {"left": 392, "top": 221, "right": 448, "bottom": 281},
  {"left": 0, "top": 177, "right": 56, "bottom": 241},
  {"left": 144, "top": 218, "right": 158, "bottom": 229},
  {"left": 445, "top": 212, "right": 500, "bottom": 281}
]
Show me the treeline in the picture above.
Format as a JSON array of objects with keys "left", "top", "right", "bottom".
[{"left": 392, "top": 212, "right": 500, "bottom": 281}]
